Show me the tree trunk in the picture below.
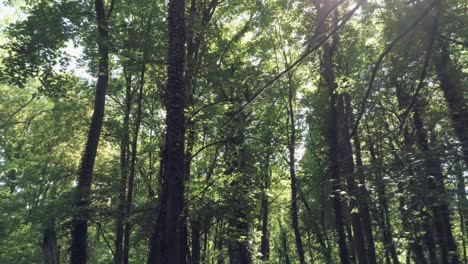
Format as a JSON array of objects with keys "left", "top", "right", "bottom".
[
  {"left": 42, "top": 222, "right": 59, "bottom": 264},
  {"left": 260, "top": 162, "right": 271, "bottom": 261},
  {"left": 115, "top": 73, "right": 132, "bottom": 264},
  {"left": 313, "top": 223, "right": 332, "bottom": 263},
  {"left": 191, "top": 220, "right": 201, "bottom": 264},
  {"left": 413, "top": 106, "right": 459, "bottom": 263},
  {"left": 368, "top": 139, "right": 399, "bottom": 264},
  {"left": 317, "top": 9, "right": 350, "bottom": 262},
  {"left": 147, "top": 0, "right": 187, "bottom": 262},
  {"left": 334, "top": 94, "right": 368, "bottom": 264},
  {"left": 70, "top": 1, "right": 109, "bottom": 263},
  {"left": 214, "top": 219, "right": 225, "bottom": 264},
  {"left": 280, "top": 221, "right": 292, "bottom": 264},
  {"left": 287, "top": 73, "right": 306, "bottom": 264},
  {"left": 324, "top": 57, "right": 350, "bottom": 264},
  {"left": 186, "top": 122, "right": 197, "bottom": 264},
  {"left": 345, "top": 93, "right": 377, "bottom": 264},
  {"left": 454, "top": 162, "right": 468, "bottom": 264},
  {"left": 123, "top": 62, "right": 146, "bottom": 264},
  {"left": 434, "top": 40, "right": 468, "bottom": 167},
  {"left": 393, "top": 81, "right": 432, "bottom": 264},
  {"left": 202, "top": 226, "right": 208, "bottom": 263},
  {"left": 346, "top": 224, "right": 356, "bottom": 263}
]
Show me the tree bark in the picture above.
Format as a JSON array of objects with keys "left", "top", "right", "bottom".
[
  {"left": 147, "top": 0, "right": 187, "bottom": 262},
  {"left": 191, "top": 220, "right": 201, "bottom": 264},
  {"left": 70, "top": 0, "right": 109, "bottom": 263}
]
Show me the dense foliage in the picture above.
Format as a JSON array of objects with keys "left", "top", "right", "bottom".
[{"left": 0, "top": 0, "right": 466, "bottom": 263}]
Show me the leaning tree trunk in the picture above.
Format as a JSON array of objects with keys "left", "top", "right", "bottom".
[
  {"left": 70, "top": 0, "right": 109, "bottom": 263},
  {"left": 147, "top": 0, "right": 187, "bottom": 262}
]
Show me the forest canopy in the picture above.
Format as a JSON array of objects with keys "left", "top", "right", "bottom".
[{"left": 0, "top": 0, "right": 466, "bottom": 263}]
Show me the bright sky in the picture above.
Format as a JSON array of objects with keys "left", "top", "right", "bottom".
[
  {"left": 0, "top": 3, "right": 17, "bottom": 31},
  {"left": 1, "top": 1, "right": 92, "bottom": 80}
]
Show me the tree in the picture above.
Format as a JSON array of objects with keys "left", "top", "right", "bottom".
[
  {"left": 147, "top": 0, "right": 187, "bottom": 263},
  {"left": 0, "top": 0, "right": 467, "bottom": 263},
  {"left": 70, "top": 1, "right": 110, "bottom": 262}
]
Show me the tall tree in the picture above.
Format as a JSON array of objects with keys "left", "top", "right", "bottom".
[
  {"left": 147, "top": 0, "right": 187, "bottom": 263},
  {"left": 115, "top": 72, "right": 132, "bottom": 264},
  {"left": 312, "top": 1, "right": 350, "bottom": 262},
  {"left": 286, "top": 70, "right": 306, "bottom": 264},
  {"left": 70, "top": 0, "right": 110, "bottom": 262}
]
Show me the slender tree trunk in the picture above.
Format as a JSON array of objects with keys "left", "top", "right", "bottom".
[
  {"left": 115, "top": 74, "right": 132, "bottom": 264},
  {"left": 279, "top": 221, "right": 292, "bottom": 264},
  {"left": 186, "top": 122, "right": 198, "bottom": 264},
  {"left": 260, "top": 163, "right": 271, "bottom": 261},
  {"left": 393, "top": 81, "right": 431, "bottom": 264},
  {"left": 345, "top": 93, "right": 377, "bottom": 264},
  {"left": 122, "top": 62, "right": 146, "bottom": 264},
  {"left": 42, "top": 222, "right": 59, "bottom": 264},
  {"left": 346, "top": 224, "right": 356, "bottom": 263},
  {"left": 313, "top": 223, "right": 332, "bottom": 263},
  {"left": 70, "top": 1, "right": 109, "bottom": 263},
  {"left": 215, "top": 220, "right": 225, "bottom": 264},
  {"left": 287, "top": 74, "right": 306, "bottom": 264},
  {"left": 334, "top": 94, "right": 368, "bottom": 264},
  {"left": 202, "top": 226, "right": 208, "bottom": 263},
  {"left": 454, "top": 163, "right": 468, "bottom": 264},
  {"left": 147, "top": 0, "right": 186, "bottom": 262},
  {"left": 368, "top": 140, "right": 399, "bottom": 264}
]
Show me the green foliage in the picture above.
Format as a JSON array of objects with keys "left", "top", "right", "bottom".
[{"left": 0, "top": 0, "right": 466, "bottom": 263}]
